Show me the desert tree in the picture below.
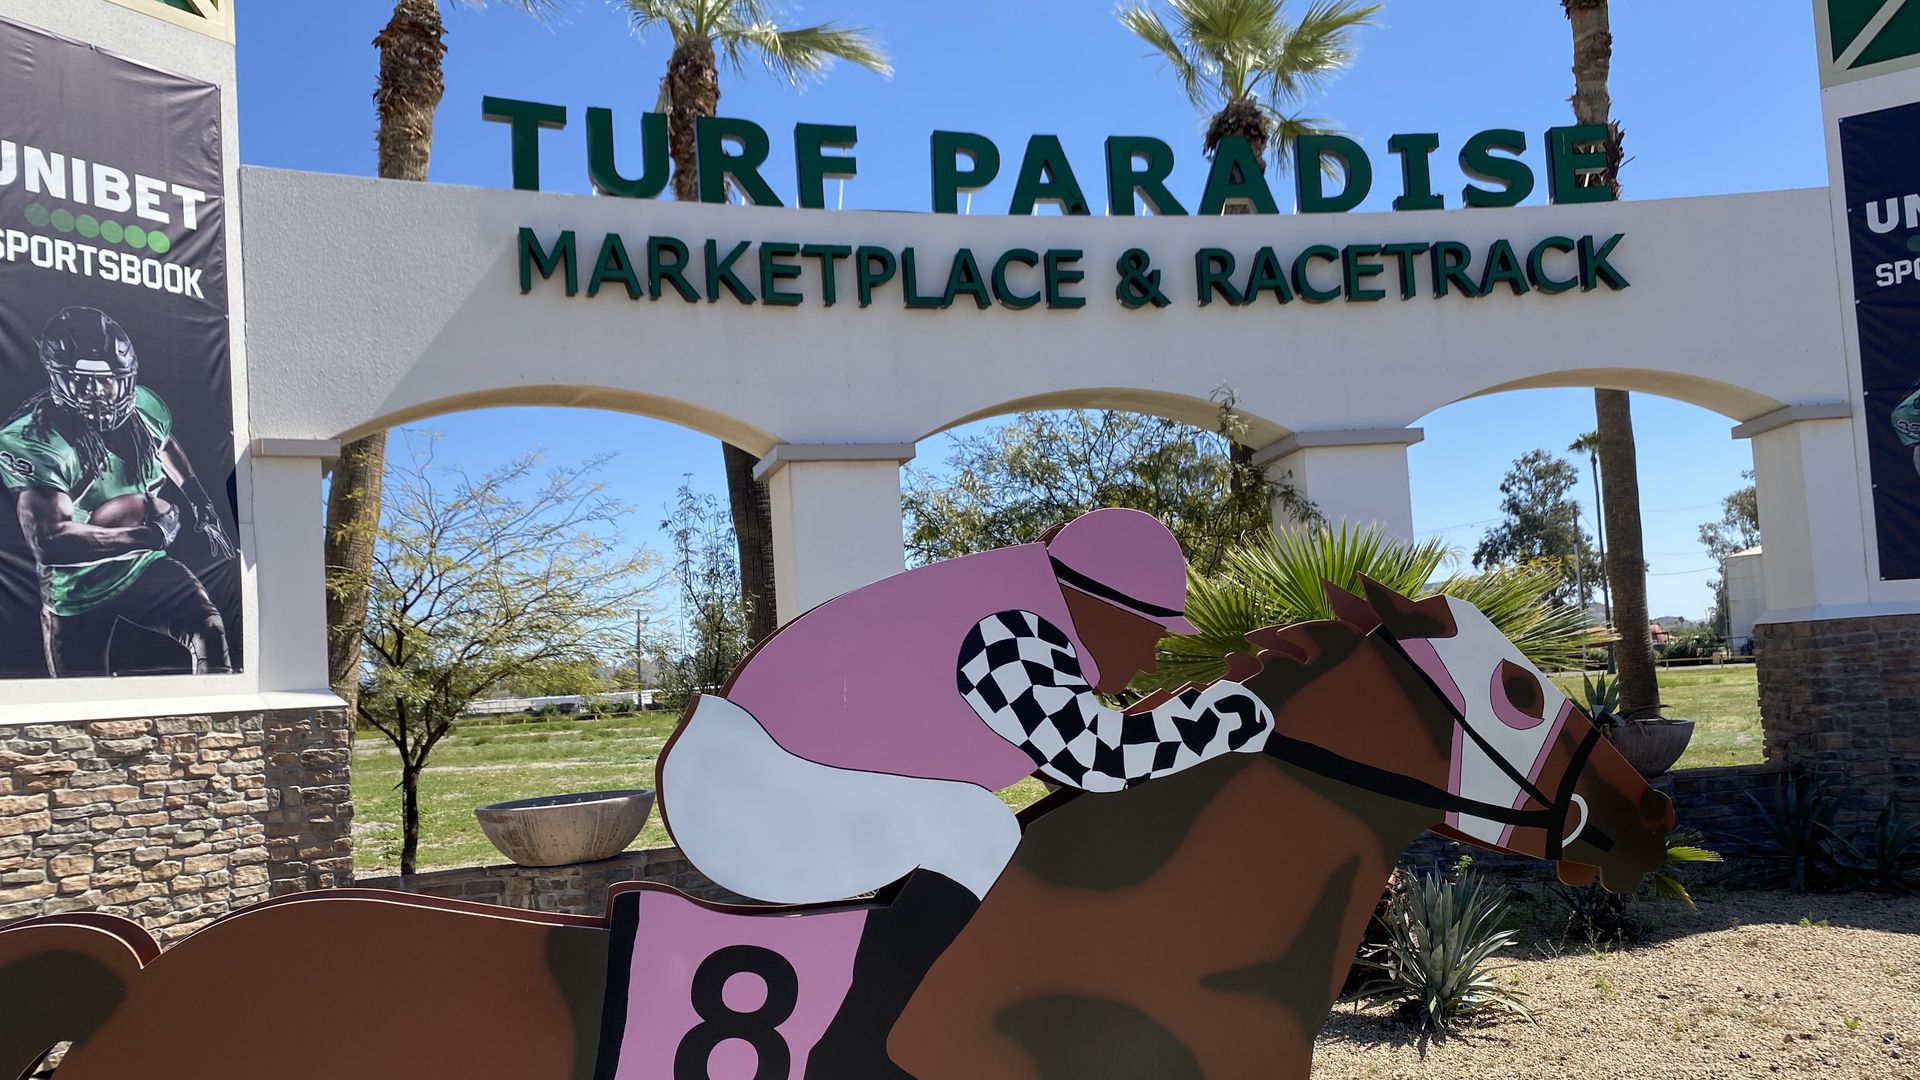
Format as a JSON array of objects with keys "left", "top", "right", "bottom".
[{"left": 356, "top": 434, "right": 658, "bottom": 873}]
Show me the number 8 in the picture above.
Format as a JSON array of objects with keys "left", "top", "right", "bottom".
[{"left": 673, "top": 945, "right": 799, "bottom": 1080}]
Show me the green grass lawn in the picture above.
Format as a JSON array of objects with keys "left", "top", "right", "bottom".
[
  {"left": 352, "top": 710, "right": 1053, "bottom": 875},
  {"left": 1653, "top": 664, "right": 1765, "bottom": 769},
  {"left": 355, "top": 666, "right": 1761, "bottom": 875},
  {"left": 1553, "top": 664, "right": 1764, "bottom": 769}
]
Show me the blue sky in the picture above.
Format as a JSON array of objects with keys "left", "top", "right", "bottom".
[{"left": 235, "top": 1, "right": 1826, "bottom": 620}]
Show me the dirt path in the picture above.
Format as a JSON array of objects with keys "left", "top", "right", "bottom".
[{"left": 1311, "top": 891, "right": 1920, "bottom": 1079}]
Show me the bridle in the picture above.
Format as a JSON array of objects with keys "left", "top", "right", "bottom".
[{"left": 1262, "top": 630, "right": 1613, "bottom": 860}]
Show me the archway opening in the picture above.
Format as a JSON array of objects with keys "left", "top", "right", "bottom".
[
  {"left": 1411, "top": 383, "right": 1763, "bottom": 771},
  {"left": 330, "top": 403, "right": 751, "bottom": 879}
]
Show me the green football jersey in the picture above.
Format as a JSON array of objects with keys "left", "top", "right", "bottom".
[
  {"left": 1895, "top": 389, "right": 1920, "bottom": 448},
  {"left": 0, "top": 386, "right": 173, "bottom": 616}
]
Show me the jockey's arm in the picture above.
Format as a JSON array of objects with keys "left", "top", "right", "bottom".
[{"left": 958, "top": 610, "right": 1273, "bottom": 793}]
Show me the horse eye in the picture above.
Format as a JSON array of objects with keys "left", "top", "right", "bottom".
[{"left": 1498, "top": 660, "right": 1544, "bottom": 719}]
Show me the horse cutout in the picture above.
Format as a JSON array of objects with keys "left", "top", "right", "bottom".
[{"left": 0, "top": 522, "right": 1674, "bottom": 1080}]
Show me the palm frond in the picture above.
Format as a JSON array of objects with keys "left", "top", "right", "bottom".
[
  {"left": 1431, "top": 561, "right": 1591, "bottom": 672},
  {"left": 1118, "top": 3, "right": 1207, "bottom": 109},
  {"left": 623, "top": 0, "right": 694, "bottom": 42},
  {"left": 1265, "top": 109, "right": 1344, "bottom": 176},
  {"left": 719, "top": 18, "right": 891, "bottom": 84},
  {"left": 1124, "top": 0, "right": 1379, "bottom": 142},
  {"left": 450, "top": 0, "right": 567, "bottom": 18},
  {"left": 1152, "top": 526, "right": 1588, "bottom": 691},
  {"left": 1263, "top": 0, "right": 1380, "bottom": 104},
  {"left": 1151, "top": 523, "right": 1449, "bottom": 688}
]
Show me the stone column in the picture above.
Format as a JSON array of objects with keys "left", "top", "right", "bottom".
[
  {"left": 757, "top": 444, "right": 914, "bottom": 625},
  {"left": 1251, "top": 429, "right": 1424, "bottom": 540},
  {"left": 1737, "top": 406, "right": 1920, "bottom": 828},
  {"left": 247, "top": 441, "right": 355, "bottom": 892}
]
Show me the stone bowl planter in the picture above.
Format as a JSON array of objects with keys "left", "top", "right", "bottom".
[
  {"left": 1604, "top": 719, "right": 1695, "bottom": 779},
  {"left": 474, "top": 789, "right": 655, "bottom": 868}
]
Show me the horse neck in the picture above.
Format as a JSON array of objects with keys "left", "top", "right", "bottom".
[{"left": 1255, "top": 625, "right": 1456, "bottom": 862}]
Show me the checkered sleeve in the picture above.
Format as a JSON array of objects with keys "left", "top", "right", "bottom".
[{"left": 956, "top": 610, "right": 1273, "bottom": 794}]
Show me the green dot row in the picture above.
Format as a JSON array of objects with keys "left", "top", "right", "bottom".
[{"left": 22, "top": 202, "right": 173, "bottom": 255}]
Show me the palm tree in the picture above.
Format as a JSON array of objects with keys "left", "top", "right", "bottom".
[
  {"left": 324, "top": 0, "right": 566, "bottom": 718},
  {"left": 1560, "top": 0, "right": 1656, "bottom": 718},
  {"left": 623, "top": 0, "right": 890, "bottom": 644},
  {"left": 1568, "top": 430, "right": 1611, "bottom": 631},
  {"left": 1150, "top": 523, "right": 1592, "bottom": 690},
  {"left": 1118, "top": 0, "right": 1380, "bottom": 207}
]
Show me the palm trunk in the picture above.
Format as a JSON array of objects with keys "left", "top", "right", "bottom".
[
  {"left": 1207, "top": 97, "right": 1269, "bottom": 217},
  {"left": 666, "top": 35, "right": 780, "bottom": 642},
  {"left": 1563, "top": 0, "right": 1656, "bottom": 715},
  {"left": 1595, "top": 389, "right": 1656, "bottom": 715},
  {"left": 326, "top": 0, "right": 449, "bottom": 710},
  {"left": 324, "top": 434, "right": 386, "bottom": 699}
]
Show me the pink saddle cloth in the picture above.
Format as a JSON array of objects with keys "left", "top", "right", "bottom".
[{"left": 597, "top": 884, "right": 871, "bottom": 1080}]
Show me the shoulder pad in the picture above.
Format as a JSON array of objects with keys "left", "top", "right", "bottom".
[
  {"left": 0, "top": 420, "right": 75, "bottom": 492},
  {"left": 134, "top": 386, "right": 173, "bottom": 441}
]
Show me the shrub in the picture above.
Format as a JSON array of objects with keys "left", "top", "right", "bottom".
[
  {"left": 1751, "top": 775, "right": 1849, "bottom": 893},
  {"left": 1351, "top": 867, "right": 1532, "bottom": 1035},
  {"left": 1828, "top": 797, "right": 1920, "bottom": 895},
  {"left": 1657, "top": 632, "right": 1720, "bottom": 662},
  {"left": 1557, "top": 828, "right": 1723, "bottom": 945}
]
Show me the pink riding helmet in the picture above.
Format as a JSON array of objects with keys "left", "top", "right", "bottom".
[{"left": 1042, "top": 508, "right": 1198, "bottom": 636}]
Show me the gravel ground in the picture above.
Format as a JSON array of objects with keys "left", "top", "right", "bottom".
[{"left": 1312, "top": 889, "right": 1920, "bottom": 1079}]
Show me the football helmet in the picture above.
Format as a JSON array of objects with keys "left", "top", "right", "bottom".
[{"left": 41, "top": 307, "right": 139, "bottom": 432}]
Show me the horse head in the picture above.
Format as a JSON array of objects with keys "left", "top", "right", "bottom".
[{"left": 1244, "top": 576, "right": 1675, "bottom": 894}]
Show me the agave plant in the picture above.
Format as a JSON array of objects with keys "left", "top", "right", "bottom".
[
  {"left": 1352, "top": 867, "right": 1533, "bottom": 1035},
  {"left": 1750, "top": 774, "right": 1847, "bottom": 893},
  {"left": 1150, "top": 523, "right": 1591, "bottom": 689},
  {"left": 1827, "top": 796, "right": 1920, "bottom": 895},
  {"left": 1580, "top": 672, "right": 1622, "bottom": 729}
]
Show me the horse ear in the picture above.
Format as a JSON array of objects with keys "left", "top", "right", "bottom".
[
  {"left": 1322, "top": 579, "right": 1382, "bottom": 633},
  {"left": 1221, "top": 651, "right": 1263, "bottom": 682},
  {"left": 1357, "top": 574, "right": 1458, "bottom": 639}
]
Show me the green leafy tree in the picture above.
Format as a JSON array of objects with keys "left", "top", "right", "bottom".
[
  {"left": 1698, "top": 472, "right": 1760, "bottom": 636},
  {"left": 1118, "top": 0, "right": 1380, "bottom": 197},
  {"left": 903, "top": 402, "right": 1314, "bottom": 576},
  {"left": 327, "top": 0, "right": 571, "bottom": 718},
  {"left": 1154, "top": 524, "right": 1591, "bottom": 689},
  {"left": 622, "top": 0, "right": 889, "bottom": 646},
  {"left": 357, "top": 436, "right": 659, "bottom": 874},
  {"left": 1473, "top": 449, "right": 1602, "bottom": 608},
  {"left": 644, "top": 478, "right": 753, "bottom": 707}
]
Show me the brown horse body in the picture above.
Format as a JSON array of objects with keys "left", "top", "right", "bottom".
[
  {"left": 2, "top": 891, "right": 608, "bottom": 1080},
  {"left": 0, "top": 593, "right": 1671, "bottom": 1080}
]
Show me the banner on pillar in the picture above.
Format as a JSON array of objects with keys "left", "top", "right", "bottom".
[
  {"left": 0, "top": 17, "right": 243, "bottom": 678},
  {"left": 1840, "top": 98, "right": 1920, "bottom": 580}
]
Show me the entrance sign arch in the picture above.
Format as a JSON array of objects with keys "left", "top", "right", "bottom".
[
  {"left": 0, "top": 0, "right": 1917, "bottom": 997},
  {"left": 236, "top": 170, "right": 1861, "bottom": 677}
]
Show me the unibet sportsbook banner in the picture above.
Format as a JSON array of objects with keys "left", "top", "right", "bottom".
[
  {"left": 1843, "top": 98, "right": 1920, "bottom": 582},
  {"left": 0, "top": 17, "right": 242, "bottom": 678}
]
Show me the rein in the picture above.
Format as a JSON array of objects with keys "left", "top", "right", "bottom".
[{"left": 1260, "top": 631, "right": 1613, "bottom": 858}]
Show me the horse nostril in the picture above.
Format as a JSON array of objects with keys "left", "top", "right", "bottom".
[{"left": 1641, "top": 788, "right": 1676, "bottom": 829}]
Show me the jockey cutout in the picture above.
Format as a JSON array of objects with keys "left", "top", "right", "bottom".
[{"left": 658, "top": 508, "right": 1276, "bottom": 908}]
